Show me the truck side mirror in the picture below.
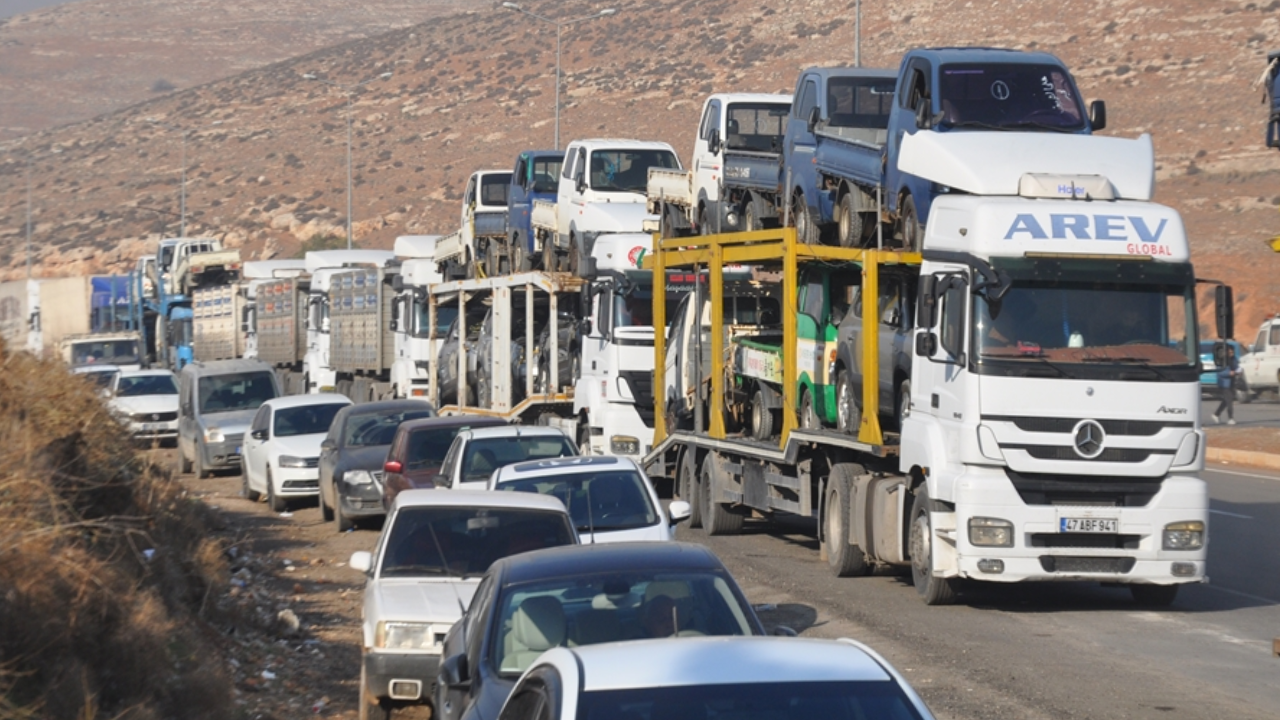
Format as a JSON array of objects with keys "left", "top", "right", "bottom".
[
  {"left": 916, "top": 275, "right": 938, "bottom": 328},
  {"left": 1215, "top": 285, "right": 1234, "bottom": 340},
  {"left": 708, "top": 129, "right": 722, "bottom": 155},
  {"left": 1089, "top": 100, "right": 1107, "bottom": 132},
  {"left": 575, "top": 173, "right": 587, "bottom": 193},
  {"left": 806, "top": 106, "right": 820, "bottom": 133},
  {"left": 915, "top": 332, "right": 938, "bottom": 357},
  {"left": 579, "top": 318, "right": 594, "bottom": 337},
  {"left": 915, "top": 99, "right": 944, "bottom": 130},
  {"left": 441, "top": 654, "right": 470, "bottom": 688},
  {"left": 582, "top": 257, "right": 598, "bottom": 280}
]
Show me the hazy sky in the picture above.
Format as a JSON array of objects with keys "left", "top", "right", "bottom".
[{"left": 0, "top": 0, "right": 76, "bottom": 21}]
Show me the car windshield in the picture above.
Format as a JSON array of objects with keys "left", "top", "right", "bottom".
[
  {"left": 71, "top": 339, "right": 140, "bottom": 366},
  {"left": 406, "top": 428, "right": 466, "bottom": 471},
  {"left": 274, "top": 403, "right": 347, "bottom": 437},
  {"left": 575, "top": 680, "right": 927, "bottom": 720},
  {"left": 344, "top": 407, "right": 438, "bottom": 447},
  {"left": 116, "top": 374, "right": 178, "bottom": 397},
  {"left": 496, "top": 469, "right": 658, "bottom": 533},
  {"left": 380, "top": 507, "right": 574, "bottom": 579},
  {"left": 589, "top": 149, "right": 679, "bottom": 193},
  {"left": 938, "top": 63, "right": 1085, "bottom": 131},
  {"left": 462, "top": 436, "right": 577, "bottom": 483},
  {"left": 492, "top": 571, "right": 756, "bottom": 677},
  {"left": 198, "top": 371, "right": 277, "bottom": 413}
]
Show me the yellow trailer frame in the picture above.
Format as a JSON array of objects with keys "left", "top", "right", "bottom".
[{"left": 646, "top": 227, "right": 921, "bottom": 450}]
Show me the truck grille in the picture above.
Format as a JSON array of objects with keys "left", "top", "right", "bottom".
[
  {"left": 991, "top": 416, "right": 1191, "bottom": 436},
  {"left": 1005, "top": 470, "right": 1162, "bottom": 507},
  {"left": 1030, "top": 533, "right": 1141, "bottom": 550},
  {"left": 1017, "top": 446, "right": 1159, "bottom": 463},
  {"left": 1038, "top": 556, "right": 1136, "bottom": 574}
]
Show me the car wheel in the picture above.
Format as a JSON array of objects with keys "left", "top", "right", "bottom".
[
  {"left": 242, "top": 465, "right": 261, "bottom": 502},
  {"left": 823, "top": 463, "right": 870, "bottom": 577},
  {"left": 320, "top": 478, "right": 334, "bottom": 521},
  {"left": 799, "top": 388, "right": 819, "bottom": 430},
  {"left": 750, "top": 388, "right": 774, "bottom": 440},
  {"left": 193, "top": 443, "right": 207, "bottom": 479},
  {"left": 335, "top": 489, "right": 353, "bottom": 533},
  {"left": 357, "top": 663, "right": 392, "bottom": 720},
  {"left": 700, "top": 453, "right": 744, "bottom": 536},
  {"left": 743, "top": 197, "right": 763, "bottom": 232},
  {"left": 1130, "top": 584, "right": 1179, "bottom": 607},
  {"left": 909, "top": 484, "right": 958, "bottom": 605},
  {"left": 1236, "top": 377, "right": 1252, "bottom": 404},
  {"left": 267, "top": 469, "right": 287, "bottom": 513},
  {"left": 836, "top": 370, "right": 861, "bottom": 435},
  {"left": 176, "top": 443, "right": 193, "bottom": 476},
  {"left": 677, "top": 447, "right": 702, "bottom": 529}
]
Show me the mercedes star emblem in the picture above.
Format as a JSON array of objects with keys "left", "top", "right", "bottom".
[{"left": 1072, "top": 419, "right": 1105, "bottom": 459}]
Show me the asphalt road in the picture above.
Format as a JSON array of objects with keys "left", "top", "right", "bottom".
[
  {"left": 684, "top": 462, "right": 1280, "bottom": 720},
  {"left": 1200, "top": 392, "right": 1280, "bottom": 427}
]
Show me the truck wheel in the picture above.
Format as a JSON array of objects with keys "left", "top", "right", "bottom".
[
  {"left": 908, "top": 485, "right": 958, "bottom": 605},
  {"left": 895, "top": 379, "right": 912, "bottom": 430},
  {"left": 799, "top": 388, "right": 819, "bottom": 430},
  {"left": 837, "top": 194, "right": 864, "bottom": 248},
  {"left": 751, "top": 389, "right": 774, "bottom": 440},
  {"left": 823, "top": 463, "right": 870, "bottom": 577},
  {"left": 677, "top": 448, "right": 703, "bottom": 529},
  {"left": 744, "top": 199, "right": 763, "bottom": 232},
  {"left": 836, "top": 370, "right": 861, "bottom": 435},
  {"left": 792, "top": 192, "right": 820, "bottom": 245},
  {"left": 1130, "top": 584, "right": 1179, "bottom": 607},
  {"left": 267, "top": 470, "right": 287, "bottom": 513},
  {"left": 513, "top": 239, "right": 529, "bottom": 273},
  {"left": 242, "top": 466, "right": 261, "bottom": 502},
  {"left": 701, "top": 454, "right": 743, "bottom": 536},
  {"left": 898, "top": 194, "right": 923, "bottom": 252}
]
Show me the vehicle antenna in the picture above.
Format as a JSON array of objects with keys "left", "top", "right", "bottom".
[{"left": 585, "top": 479, "right": 596, "bottom": 544}]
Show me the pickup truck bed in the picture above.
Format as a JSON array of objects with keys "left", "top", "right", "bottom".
[{"left": 814, "top": 125, "right": 888, "bottom": 189}]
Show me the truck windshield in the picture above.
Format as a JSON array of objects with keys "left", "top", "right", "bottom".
[
  {"left": 71, "top": 339, "right": 140, "bottom": 366},
  {"left": 414, "top": 303, "right": 458, "bottom": 339},
  {"left": 974, "top": 280, "right": 1198, "bottom": 381},
  {"left": 529, "top": 157, "right": 563, "bottom": 193},
  {"left": 938, "top": 63, "right": 1085, "bottom": 131},
  {"left": 199, "top": 371, "right": 277, "bottom": 413},
  {"left": 589, "top": 150, "right": 679, "bottom": 193},
  {"left": 725, "top": 102, "right": 790, "bottom": 151},
  {"left": 612, "top": 283, "right": 687, "bottom": 331}
]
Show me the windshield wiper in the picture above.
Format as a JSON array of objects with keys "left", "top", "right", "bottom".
[
  {"left": 1001, "top": 121, "right": 1077, "bottom": 133},
  {"left": 1077, "top": 356, "right": 1172, "bottom": 379},
  {"left": 984, "top": 354, "right": 1070, "bottom": 377},
  {"left": 383, "top": 565, "right": 451, "bottom": 576}
]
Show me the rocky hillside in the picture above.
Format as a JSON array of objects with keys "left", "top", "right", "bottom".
[{"left": 1, "top": 0, "right": 1278, "bottom": 330}]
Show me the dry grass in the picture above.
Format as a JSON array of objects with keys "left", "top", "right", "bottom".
[{"left": 0, "top": 341, "right": 233, "bottom": 720}]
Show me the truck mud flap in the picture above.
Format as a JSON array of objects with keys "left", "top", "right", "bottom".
[{"left": 851, "top": 473, "right": 908, "bottom": 565}]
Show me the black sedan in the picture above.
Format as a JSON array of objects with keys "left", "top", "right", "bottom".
[
  {"left": 318, "top": 398, "right": 435, "bottom": 532},
  {"left": 434, "top": 542, "right": 769, "bottom": 720}
]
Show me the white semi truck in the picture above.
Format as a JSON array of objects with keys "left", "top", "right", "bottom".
[{"left": 647, "top": 130, "right": 1223, "bottom": 606}]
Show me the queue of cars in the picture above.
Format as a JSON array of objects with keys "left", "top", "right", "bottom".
[{"left": 79, "top": 356, "right": 936, "bottom": 720}]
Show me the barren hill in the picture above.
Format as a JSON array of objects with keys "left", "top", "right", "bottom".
[{"left": 1, "top": 0, "right": 1278, "bottom": 330}]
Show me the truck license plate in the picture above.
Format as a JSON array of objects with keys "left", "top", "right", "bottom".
[{"left": 1060, "top": 517, "right": 1117, "bottom": 533}]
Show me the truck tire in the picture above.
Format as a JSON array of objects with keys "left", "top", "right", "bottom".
[
  {"left": 823, "top": 463, "right": 870, "bottom": 577},
  {"left": 837, "top": 193, "right": 864, "bottom": 248},
  {"left": 895, "top": 379, "right": 912, "bottom": 431},
  {"left": 836, "top": 370, "right": 861, "bottom": 435},
  {"left": 701, "top": 454, "right": 744, "bottom": 536},
  {"left": 792, "top": 192, "right": 821, "bottom": 245},
  {"left": 908, "top": 485, "right": 959, "bottom": 605},
  {"left": 1130, "top": 584, "right": 1179, "bottom": 607},
  {"left": 751, "top": 389, "right": 774, "bottom": 440},
  {"left": 799, "top": 388, "right": 819, "bottom": 430},
  {"left": 513, "top": 238, "right": 529, "bottom": 273},
  {"left": 267, "top": 470, "right": 287, "bottom": 513},
  {"left": 898, "top": 194, "right": 923, "bottom": 252},
  {"left": 677, "top": 448, "right": 703, "bottom": 529},
  {"left": 744, "top": 198, "right": 763, "bottom": 232},
  {"left": 242, "top": 466, "right": 261, "bottom": 502}
]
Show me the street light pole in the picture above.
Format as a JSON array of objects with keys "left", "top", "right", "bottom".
[
  {"left": 501, "top": 3, "right": 618, "bottom": 150},
  {"left": 25, "top": 154, "right": 32, "bottom": 279},
  {"left": 304, "top": 71, "right": 393, "bottom": 249},
  {"left": 149, "top": 118, "right": 223, "bottom": 237}
]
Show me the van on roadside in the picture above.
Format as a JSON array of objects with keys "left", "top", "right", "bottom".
[{"left": 177, "top": 358, "right": 281, "bottom": 478}]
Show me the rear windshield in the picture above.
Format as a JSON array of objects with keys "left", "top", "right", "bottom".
[
  {"left": 116, "top": 374, "right": 178, "bottom": 397},
  {"left": 480, "top": 174, "right": 512, "bottom": 206},
  {"left": 198, "top": 371, "right": 277, "bottom": 414},
  {"left": 274, "top": 403, "right": 348, "bottom": 437},
  {"left": 380, "top": 507, "right": 575, "bottom": 579},
  {"left": 406, "top": 427, "right": 466, "bottom": 471},
  {"left": 462, "top": 436, "right": 577, "bottom": 483},
  {"left": 71, "top": 339, "right": 140, "bottom": 366},
  {"left": 496, "top": 469, "right": 657, "bottom": 534},
  {"left": 825, "top": 77, "right": 894, "bottom": 129},
  {"left": 344, "top": 407, "right": 438, "bottom": 447}
]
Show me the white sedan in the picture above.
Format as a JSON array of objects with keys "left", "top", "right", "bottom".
[
  {"left": 496, "top": 636, "right": 937, "bottom": 720},
  {"left": 488, "top": 455, "right": 690, "bottom": 543},
  {"left": 242, "top": 393, "right": 352, "bottom": 511},
  {"left": 108, "top": 369, "right": 180, "bottom": 443}
]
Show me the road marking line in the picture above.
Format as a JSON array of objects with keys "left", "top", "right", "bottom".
[
  {"left": 1209, "top": 509, "right": 1253, "bottom": 519},
  {"left": 1201, "top": 584, "right": 1280, "bottom": 606},
  {"left": 1207, "top": 466, "right": 1280, "bottom": 482}
]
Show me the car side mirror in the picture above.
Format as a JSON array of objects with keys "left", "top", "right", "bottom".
[
  {"left": 349, "top": 551, "right": 372, "bottom": 574},
  {"left": 251, "top": 429, "right": 268, "bottom": 441},
  {"left": 441, "top": 653, "right": 470, "bottom": 688},
  {"left": 806, "top": 105, "right": 820, "bottom": 133},
  {"left": 915, "top": 332, "right": 937, "bottom": 357},
  {"left": 1089, "top": 99, "right": 1107, "bottom": 132},
  {"left": 708, "top": 128, "right": 722, "bottom": 155},
  {"left": 321, "top": 439, "right": 335, "bottom": 451},
  {"left": 384, "top": 460, "right": 403, "bottom": 474},
  {"left": 667, "top": 500, "right": 692, "bottom": 526}
]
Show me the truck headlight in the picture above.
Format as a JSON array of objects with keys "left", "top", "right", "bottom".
[
  {"left": 204, "top": 427, "right": 225, "bottom": 443},
  {"left": 345, "top": 469, "right": 375, "bottom": 485},
  {"left": 610, "top": 435, "right": 640, "bottom": 455},
  {"left": 969, "top": 517, "right": 1014, "bottom": 547},
  {"left": 1163, "top": 521, "right": 1204, "bottom": 550},
  {"left": 279, "top": 455, "right": 311, "bottom": 468},
  {"left": 375, "top": 621, "right": 443, "bottom": 650}
]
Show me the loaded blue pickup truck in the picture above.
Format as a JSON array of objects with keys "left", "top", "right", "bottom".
[
  {"left": 784, "top": 47, "right": 1106, "bottom": 251},
  {"left": 505, "top": 149, "right": 564, "bottom": 272}
]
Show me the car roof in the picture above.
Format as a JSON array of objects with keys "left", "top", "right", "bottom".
[
  {"left": 73, "top": 364, "right": 121, "bottom": 373},
  {"left": 181, "top": 358, "right": 276, "bottom": 377},
  {"left": 116, "top": 369, "right": 175, "bottom": 380},
  {"left": 462, "top": 425, "right": 571, "bottom": 441},
  {"left": 397, "top": 415, "right": 507, "bottom": 435},
  {"left": 338, "top": 398, "right": 436, "bottom": 419},
  {"left": 391, "top": 488, "right": 571, "bottom": 513},
  {"left": 906, "top": 46, "right": 1068, "bottom": 67},
  {"left": 493, "top": 455, "right": 635, "bottom": 483},
  {"left": 491, "top": 542, "right": 724, "bottom": 585},
  {"left": 264, "top": 393, "right": 352, "bottom": 410},
  {"left": 556, "top": 637, "right": 894, "bottom": 691}
]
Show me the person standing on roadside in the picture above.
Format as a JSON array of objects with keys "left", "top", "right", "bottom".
[{"left": 1213, "top": 344, "right": 1240, "bottom": 425}]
